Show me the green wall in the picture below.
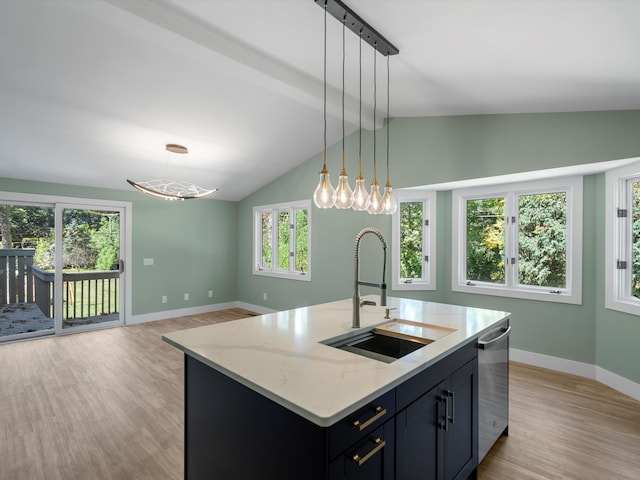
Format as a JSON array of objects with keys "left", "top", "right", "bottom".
[
  {"left": 237, "top": 110, "right": 640, "bottom": 384},
  {"left": 0, "top": 178, "right": 238, "bottom": 316},
  {"left": 2, "top": 110, "right": 640, "bottom": 385}
]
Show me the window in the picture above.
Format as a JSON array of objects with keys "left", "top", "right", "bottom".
[
  {"left": 605, "top": 161, "right": 640, "bottom": 314},
  {"left": 253, "top": 200, "right": 311, "bottom": 281},
  {"left": 452, "top": 177, "right": 582, "bottom": 304},
  {"left": 392, "top": 191, "right": 436, "bottom": 290}
]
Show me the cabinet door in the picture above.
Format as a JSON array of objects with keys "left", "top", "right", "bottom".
[
  {"left": 443, "top": 360, "right": 477, "bottom": 480},
  {"left": 396, "top": 381, "right": 445, "bottom": 480},
  {"left": 329, "top": 419, "right": 395, "bottom": 480}
]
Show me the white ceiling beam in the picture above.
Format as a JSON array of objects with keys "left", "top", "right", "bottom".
[{"left": 104, "top": 0, "right": 382, "bottom": 130}]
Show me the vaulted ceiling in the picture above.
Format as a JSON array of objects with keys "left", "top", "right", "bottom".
[{"left": 1, "top": 0, "right": 639, "bottom": 201}]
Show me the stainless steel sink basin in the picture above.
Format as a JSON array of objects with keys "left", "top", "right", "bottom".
[{"left": 324, "top": 330, "right": 431, "bottom": 363}]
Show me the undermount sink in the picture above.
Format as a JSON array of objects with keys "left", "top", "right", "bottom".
[
  {"left": 322, "top": 319, "right": 457, "bottom": 363},
  {"left": 326, "top": 330, "right": 430, "bottom": 363}
]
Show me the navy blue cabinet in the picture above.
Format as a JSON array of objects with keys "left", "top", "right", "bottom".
[
  {"left": 329, "top": 419, "right": 395, "bottom": 480},
  {"left": 183, "top": 340, "right": 478, "bottom": 480}
]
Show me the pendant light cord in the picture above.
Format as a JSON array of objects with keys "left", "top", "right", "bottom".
[
  {"left": 322, "top": 2, "right": 327, "bottom": 170},
  {"left": 372, "top": 43, "right": 377, "bottom": 183},
  {"left": 358, "top": 29, "right": 362, "bottom": 178},
  {"left": 341, "top": 14, "right": 346, "bottom": 174},
  {"left": 386, "top": 54, "right": 390, "bottom": 185}
]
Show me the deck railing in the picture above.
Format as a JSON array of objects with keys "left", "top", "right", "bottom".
[
  {"left": 0, "top": 248, "right": 35, "bottom": 305},
  {"left": 1, "top": 249, "right": 119, "bottom": 320}
]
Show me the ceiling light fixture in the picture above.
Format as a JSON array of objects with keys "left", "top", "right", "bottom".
[
  {"left": 127, "top": 144, "right": 218, "bottom": 201},
  {"left": 382, "top": 55, "right": 398, "bottom": 215},
  {"left": 313, "top": 0, "right": 399, "bottom": 214},
  {"left": 313, "top": 2, "right": 336, "bottom": 209},
  {"left": 333, "top": 15, "right": 354, "bottom": 209},
  {"left": 351, "top": 29, "right": 369, "bottom": 211},
  {"left": 367, "top": 43, "right": 384, "bottom": 215}
]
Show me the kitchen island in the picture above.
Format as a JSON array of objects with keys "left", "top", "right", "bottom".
[{"left": 163, "top": 296, "right": 510, "bottom": 480}]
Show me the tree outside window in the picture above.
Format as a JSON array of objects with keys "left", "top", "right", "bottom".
[{"left": 253, "top": 200, "right": 311, "bottom": 281}]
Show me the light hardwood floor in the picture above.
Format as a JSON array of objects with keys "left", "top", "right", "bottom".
[{"left": 1, "top": 309, "right": 639, "bottom": 479}]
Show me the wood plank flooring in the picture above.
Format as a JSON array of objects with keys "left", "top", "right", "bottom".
[
  {"left": 1, "top": 309, "right": 639, "bottom": 479},
  {"left": 478, "top": 362, "right": 640, "bottom": 480}
]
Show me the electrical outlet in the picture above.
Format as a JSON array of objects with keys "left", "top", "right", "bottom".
[
  {"left": 184, "top": 293, "right": 189, "bottom": 301},
  {"left": 263, "top": 292, "right": 267, "bottom": 301},
  {"left": 161, "top": 295, "right": 167, "bottom": 304},
  {"left": 208, "top": 290, "right": 214, "bottom": 298}
]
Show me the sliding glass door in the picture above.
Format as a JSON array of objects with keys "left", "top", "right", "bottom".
[
  {"left": 0, "top": 193, "right": 130, "bottom": 342},
  {"left": 55, "top": 205, "right": 124, "bottom": 332},
  {"left": 0, "top": 202, "right": 55, "bottom": 341}
]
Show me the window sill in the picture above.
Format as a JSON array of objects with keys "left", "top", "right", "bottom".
[
  {"left": 452, "top": 282, "right": 581, "bottom": 305},
  {"left": 391, "top": 280, "right": 435, "bottom": 291},
  {"left": 253, "top": 270, "right": 311, "bottom": 282}
]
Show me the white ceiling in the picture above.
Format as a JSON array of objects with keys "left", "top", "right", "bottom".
[{"left": 1, "top": 0, "right": 639, "bottom": 201}]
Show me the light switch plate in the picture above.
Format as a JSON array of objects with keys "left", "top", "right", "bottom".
[{"left": 143, "top": 258, "right": 154, "bottom": 266}]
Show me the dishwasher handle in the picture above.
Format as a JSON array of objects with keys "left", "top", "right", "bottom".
[{"left": 478, "top": 326, "right": 511, "bottom": 350}]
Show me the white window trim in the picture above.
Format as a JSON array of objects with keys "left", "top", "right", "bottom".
[
  {"left": 252, "top": 199, "right": 311, "bottom": 282},
  {"left": 392, "top": 190, "right": 436, "bottom": 291},
  {"left": 605, "top": 161, "right": 640, "bottom": 315},
  {"left": 452, "top": 176, "right": 582, "bottom": 305}
]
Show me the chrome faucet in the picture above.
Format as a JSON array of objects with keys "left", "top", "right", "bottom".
[{"left": 353, "top": 227, "right": 387, "bottom": 328}]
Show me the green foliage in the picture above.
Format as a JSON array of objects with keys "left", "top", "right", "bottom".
[
  {"left": 466, "top": 198, "right": 505, "bottom": 283},
  {"left": 34, "top": 234, "right": 55, "bottom": 269},
  {"left": 632, "top": 182, "right": 640, "bottom": 298},
  {"left": 518, "top": 193, "right": 566, "bottom": 288},
  {"left": 464, "top": 194, "right": 567, "bottom": 287},
  {"left": 277, "top": 211, "right": 290, "bottom": 270},
  {"left": 295, "top": 209, "right": 308, "bottom": 272},
  {"left": 261, "top": 213, "right": 272, "bottom": 269},
  {"left": 400, "top": 202, "right": 423, "bottom": 279},
  {"left": 1, "top": 205, "right": 119, "bottom": 271},
  {"left": 90, "top": 215, "right": 120, "bottom": 271}
]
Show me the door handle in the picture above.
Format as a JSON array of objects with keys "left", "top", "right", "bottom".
[
  {"left": 352, "top": 437, "right": 386, "bottom": 466},
  {"left": 352, "top": 406, "right": 387, "bottom": 431},
  {"left": 119, "top": 259, "right": 125, "bottom": 274},
  {"left": 478, "top": 326, "right": 511, "bottom": 349},
  {"left": 439, "top": 395, "right": 449, "bottom": 431},
  {"left": 447, "top": 390, "right": 455, "bottom": 425}
]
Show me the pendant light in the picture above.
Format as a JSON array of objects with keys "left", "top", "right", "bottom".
[
  {"left": 367, "top": 44, "right": 384, "bottom": 215},
  {"left": 333, "top": 15, "right": 354, "bottom": 209},
  {"left": 382, "top": 55, "right": 398, "bottom": 215},
  {"left": 127, "top": 144, "right": 218, "bottom": 200},
  {"left": 351, "top": 29, "right": 369, "bottom": 211},
  {"left": 313, "top": 1, "right": 335, "bottom": 209}
]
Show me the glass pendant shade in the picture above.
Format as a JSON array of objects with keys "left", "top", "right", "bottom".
[
  {"left": 382, "top": 183, "right": 398, "bottom": 214},
  {"left": 313, "top": 163, "right": 335, "bottom": 209},
  {"left": 367, "top": 181, "right": 385, "bottom": 215},
  {"left": 352, "top": 174, "right": 369, "bottom": 211},
  {"left": 334, "top": 164, "right": 354, "bottom": 209}
]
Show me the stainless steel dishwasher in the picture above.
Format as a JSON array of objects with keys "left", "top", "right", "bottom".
[{"left": 478, "top": 319, "right": 511, "bottom": 462}]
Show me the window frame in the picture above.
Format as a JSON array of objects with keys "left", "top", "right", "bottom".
[
  {"left": 605, "top": 161, "right": 640, "bottom": 314},
  {"left": 391, "top": 190, "right": 436, "bottom": 291},
  {"left": 452, "top": 177, "right": 582, "bottom": 304},
  {"left": 252, "top": 199, "right": 311, "bottom": 282}
]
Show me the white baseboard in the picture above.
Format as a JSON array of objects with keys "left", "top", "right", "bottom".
[
  {"left": 127, "top": 301, "right": 275, "bottom": 325},
  {"left": 127, "top": 301, "right": 239, "bottom": 325},
  {"left": 511, "top": 348, "right": 640, "bottom": 401},
  {"left": 234, "top": 301, "right": 276, "bottom": 315},
  {"left": 595, "top": 366, "right": 640, "bottom": 401}
]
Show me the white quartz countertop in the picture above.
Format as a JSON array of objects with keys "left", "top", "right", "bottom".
[{"left": 162, "top": 296, "right": 510, "bottom": 427}]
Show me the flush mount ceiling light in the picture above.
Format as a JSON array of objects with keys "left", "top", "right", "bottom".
[
  {"left": 313, "top": 0, "right": 399, "bottom": 214},
  {"left": 127, "top": 144, "right": 218, "bottom": 201}
]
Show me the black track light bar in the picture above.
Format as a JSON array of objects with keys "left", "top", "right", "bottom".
[{"left": 314, "top": 0, "right": 399, "bottom": 56}]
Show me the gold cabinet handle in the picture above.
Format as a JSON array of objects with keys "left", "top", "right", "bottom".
[
  {"left": 352, "top": 437, "right": 386, "bottom": 466},
  {"left": 352, "top": 406, "right": 387, "bottom": 431}
]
